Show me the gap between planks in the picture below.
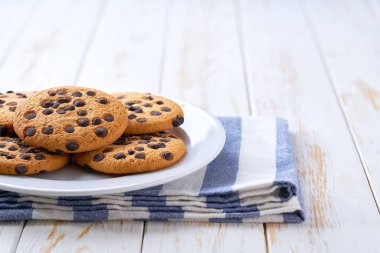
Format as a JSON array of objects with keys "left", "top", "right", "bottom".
[
  {"left": 233, "top": 0, "right": 269, "bottom": 252},
  {"left": 298, "top": 0, "right": 380, "bottom": 213}
]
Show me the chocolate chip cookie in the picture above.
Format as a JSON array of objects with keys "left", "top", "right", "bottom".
[
  {"left": 113, "top": 92, "right": 184, "bottom": 134},
  {"left": 74, "top": 132, "right": 186, "bottom": 174},
  {"left": 0, "top": 136, "right": 70, "bottom": 175},
  {"left": 0, "top": 91, "right": 35, "bottom": 136},
  {"left": 13, "top": 86, "right": 129, "bottom": 153}
]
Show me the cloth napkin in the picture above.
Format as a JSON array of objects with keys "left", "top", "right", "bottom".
[{"left": 0, "top": 117, "right": 304, "bottom": 223}]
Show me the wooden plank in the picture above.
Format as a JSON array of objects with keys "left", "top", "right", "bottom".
[
  {"left": 142, "top": 1, "right": 266, "bottom": 252},
  {"left": 0, "top": 221, "right": 25, "bottom": 253},
  {"left": 238, "top": 0, "right": 380, "bottom": 252},
  {"left": 35, "top": 0, "right": 167, "bottom": 252},
  {"left": 0, "top": 0, "right": 38, "bottom": 68},
  {"left": 16, "top": 221, "right": 143, "bottom": 253},
  {"left": 0, "top": 0, "right": 103, "bottom": 90},
  {"left": 302, "top": 0, "right": 380, "bottom": 208},
  {"left": 0, "top": 1, "right": 39, "bottom": 252},
  {"left": 0, "top": 0, "right": 141, "bottom": 252},
  {"left": 77, "top": 0, "right": 168, "bottom": 93}
]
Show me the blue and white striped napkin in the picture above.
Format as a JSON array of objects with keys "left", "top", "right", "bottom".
[{"left": 0, "top": 117, "right": 304, "bottom": 223}]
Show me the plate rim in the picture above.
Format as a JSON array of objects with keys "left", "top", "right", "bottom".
[{"left": 0, "top": 99, "right": 226, "bottom": 196}]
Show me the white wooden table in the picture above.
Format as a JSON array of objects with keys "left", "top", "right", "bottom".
[{"left": 0, "top": 0, "right": 379, "bottom": 252}]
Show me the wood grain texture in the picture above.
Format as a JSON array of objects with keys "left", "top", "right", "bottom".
[
  {"left": 15, "top": 221, "right": 143, "bottom": 253},
  {"left": 238, "top": 0, "right": 380, "bottom": 252},
  {"left": 0, "top": 0, "right": 41, "bottom": 251},
  {"left": 0, "top": 1, "right": 145, "bottom": 252},
  {"left": 142, "top": 1, "right": 266, "bottom": 252},
  {"left": 0, "top": 0, "right": 38, "bottom": 69},
  {"left": 303, "top": 0, "right": 380, "bottom": 208},
  {"left": 77, "top": 0, "right": 168, "bottom": 93},
  {"left": 0, "top": 0, "right": 103, "bottom": 90}
]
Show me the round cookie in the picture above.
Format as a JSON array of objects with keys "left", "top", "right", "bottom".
[
  {"left": 113, "top": 92, "right": 184, "bottom": 134},
  {"left": 74, "top": 132, "right": 186, "bottom": 174},
  {"left": 0, "top": 136, "right": 70, "bottom": 175},
  {"left": 0, "top": 91, "right": 35, "bottom": 136},
  {"left": 13, "top": 86, "right": 129, "bottom": 153}
]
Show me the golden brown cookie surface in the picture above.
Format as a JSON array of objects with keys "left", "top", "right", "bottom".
[
  {"left": 0, "top": 136, "right": 70, "bottom": 175},
  {"left": 13, "top": 86, "right": 129, "bottom": 153},
  {"left": 113, "top": 92, "right": 184, "bottom": 134},
  {"left": 74, "top": 132, "right": 186, "bottom": 174},
  {"left": 0, "top": 91, "right": 35, "bottom": 136}
]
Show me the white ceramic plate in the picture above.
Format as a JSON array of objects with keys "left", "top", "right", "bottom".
[{"left": 0, "top": 100, "right": 225, "bottom": 196}]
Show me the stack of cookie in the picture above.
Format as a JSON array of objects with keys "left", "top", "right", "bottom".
[{"left": 0, "top": 87, "right": 186, "bottom": 175}]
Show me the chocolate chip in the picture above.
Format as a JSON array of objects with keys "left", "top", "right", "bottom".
[
  {"left": 64, "top": 105, "right": 75, "bottom": 111},
  {"left": 136, "top": 118, "right": 146, "bottom": 123},
  {"left": 169, "top": 134, "right": 179, "bottom": 139},
  {"left": 35, "top": 154, "right": 45, "bottom": 160},
  {"left": 142, "top": 96, "right": 154, "bottom": 100},
  {"left": 73, "top": 100, "right": 85, "bottom": 107},
  {"left": 15, "top": 165, "right": 27, "bottom": 174},
  {"left": 24, "top": 111, "right": 36, "bottom": 119},
  {"left": 128, "top": 106, "right": 143, "bottom": 113},
  {"left": 161, "top": 107, "right": 171, "bottom": 112},
  {"left": 57, "top": 109, "right": 66, "bottom": 114},
  {"left": 0, "top": 100, "right": 4, "bottom": 104},
  {"left": 0, "top": 105, "right": 3, "bottom": 108},
  {"left": 42, "top": 100, "right": 54, "bottom": 108},
  {"left": 161, "top": 152, "right": 173, "bottom": 160},
  {"left": 55, "top": 149, "right": 65, "bottom": 155},
  {"left": 66, "top": 142, "right": 79, "bottom": 151},
  {"left": 134, "top": 153, "right": 145, "bottom": 159},
  {"left": 77, "top": 110, "right": 87, "bottom": 116},
  {"left": 64, "top": 126, "right": 75, "bottom": 133},
  {"left": 24, "top": 127, "right": 36, "bottom": 137},
  {"left": 43, "top": 109, "right": 54, "bottom": 115},
  {"left": 6, "top": 90, "right": 14, "bottom": 93},
  {"left": 86, "top": 91, "right": 96, "bottom": 96},
  {"left": 42, "top": 127, "right": 54, "bottom": 135},
  {"left": 77, "top": 118, "right": 90, "bottom": 127},
  {"left": 102, "top": 148, "right": 113, "bottom": 153},
  {"left": 8, "top": 107, "right": 16, "bottom": 112},
  {"left": 57, "top": 89, "right": 67, "bottom": 95},
  {"left": 48, "top": 91, "right": 56, "bottom": 96},
  {"left": 8, "top": 146, "right": 18, "bottom": 151},
  {"left": 159, "top": 138, "right": 170, "bottom": 142},
  {"left": 156, "top": 100, "right": 164, "bottom": 105},
  {"left": 103, "top": 114, "right": 114, "bottom": 122},
  {"left": 6, "top": 102, "right": 17, "bottom": 106},
  {"left": 117, "top": 95, "right": 125, "bottom": 99},
  {"left": 6, "top": 154, "right": 15, "bottom": 159},
  {"left": 148, "top": 143, "right": 166, "bottom": 149},
  {"left": 125, "top": 101, "right": 138, "bottom": 106},
  {"left": 143, "top": 103, "right": 152, "bottom": 107},
  {"left": 20, "top": 154, "right": 31, "bottom": 160},
  {"left": 128, "top": 114, "right": 137, "bottom": 120},
  {"left": 135, "top": 147, "right": 144, "bottom": 151},
  {"left": 0, "top": 143, "right": 5, "bottom": 148},
  {"left": 0, "top": 126, "right": 8, "bottom": 136},
  {"left": 150, "top": 111, "right": 161, "bottom": 116},
  {"left": 56, "top": 97, "right": 71, "bottom": 104},
  {"left": 128, "top": 150, "right": 135, "bottom": 155},
  {"left": 30, "top": 148, "right": 45, "bottom": 153},
  {"left": 141, "top": 135, "right": 152, "bottom": 140},
  {"left": 138, "top": 140, "right": 149, "bottom": 144},
  {"left": 172, "top": 116, "right": 184, "bottom": 127},
  {"left": 114, "top": 153, "right": 126, "bottom": 159},
  {"left": 72, "top": 91, "right": 83, "bottom": 97},
  {"left": 52, "top": 103, "right": 60, "bottom": 109},
  {"left": 96, "top": 98, "right": 109, "bottom": 104},
  {"left": 92, "top": 117, "right": 102, "bottom": 125},
  {"left": 93, "top": 154, "right": 105, "bottom": 162},
  {"left": 95, "top": 127, "right": 108, "bottom": 137}
]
